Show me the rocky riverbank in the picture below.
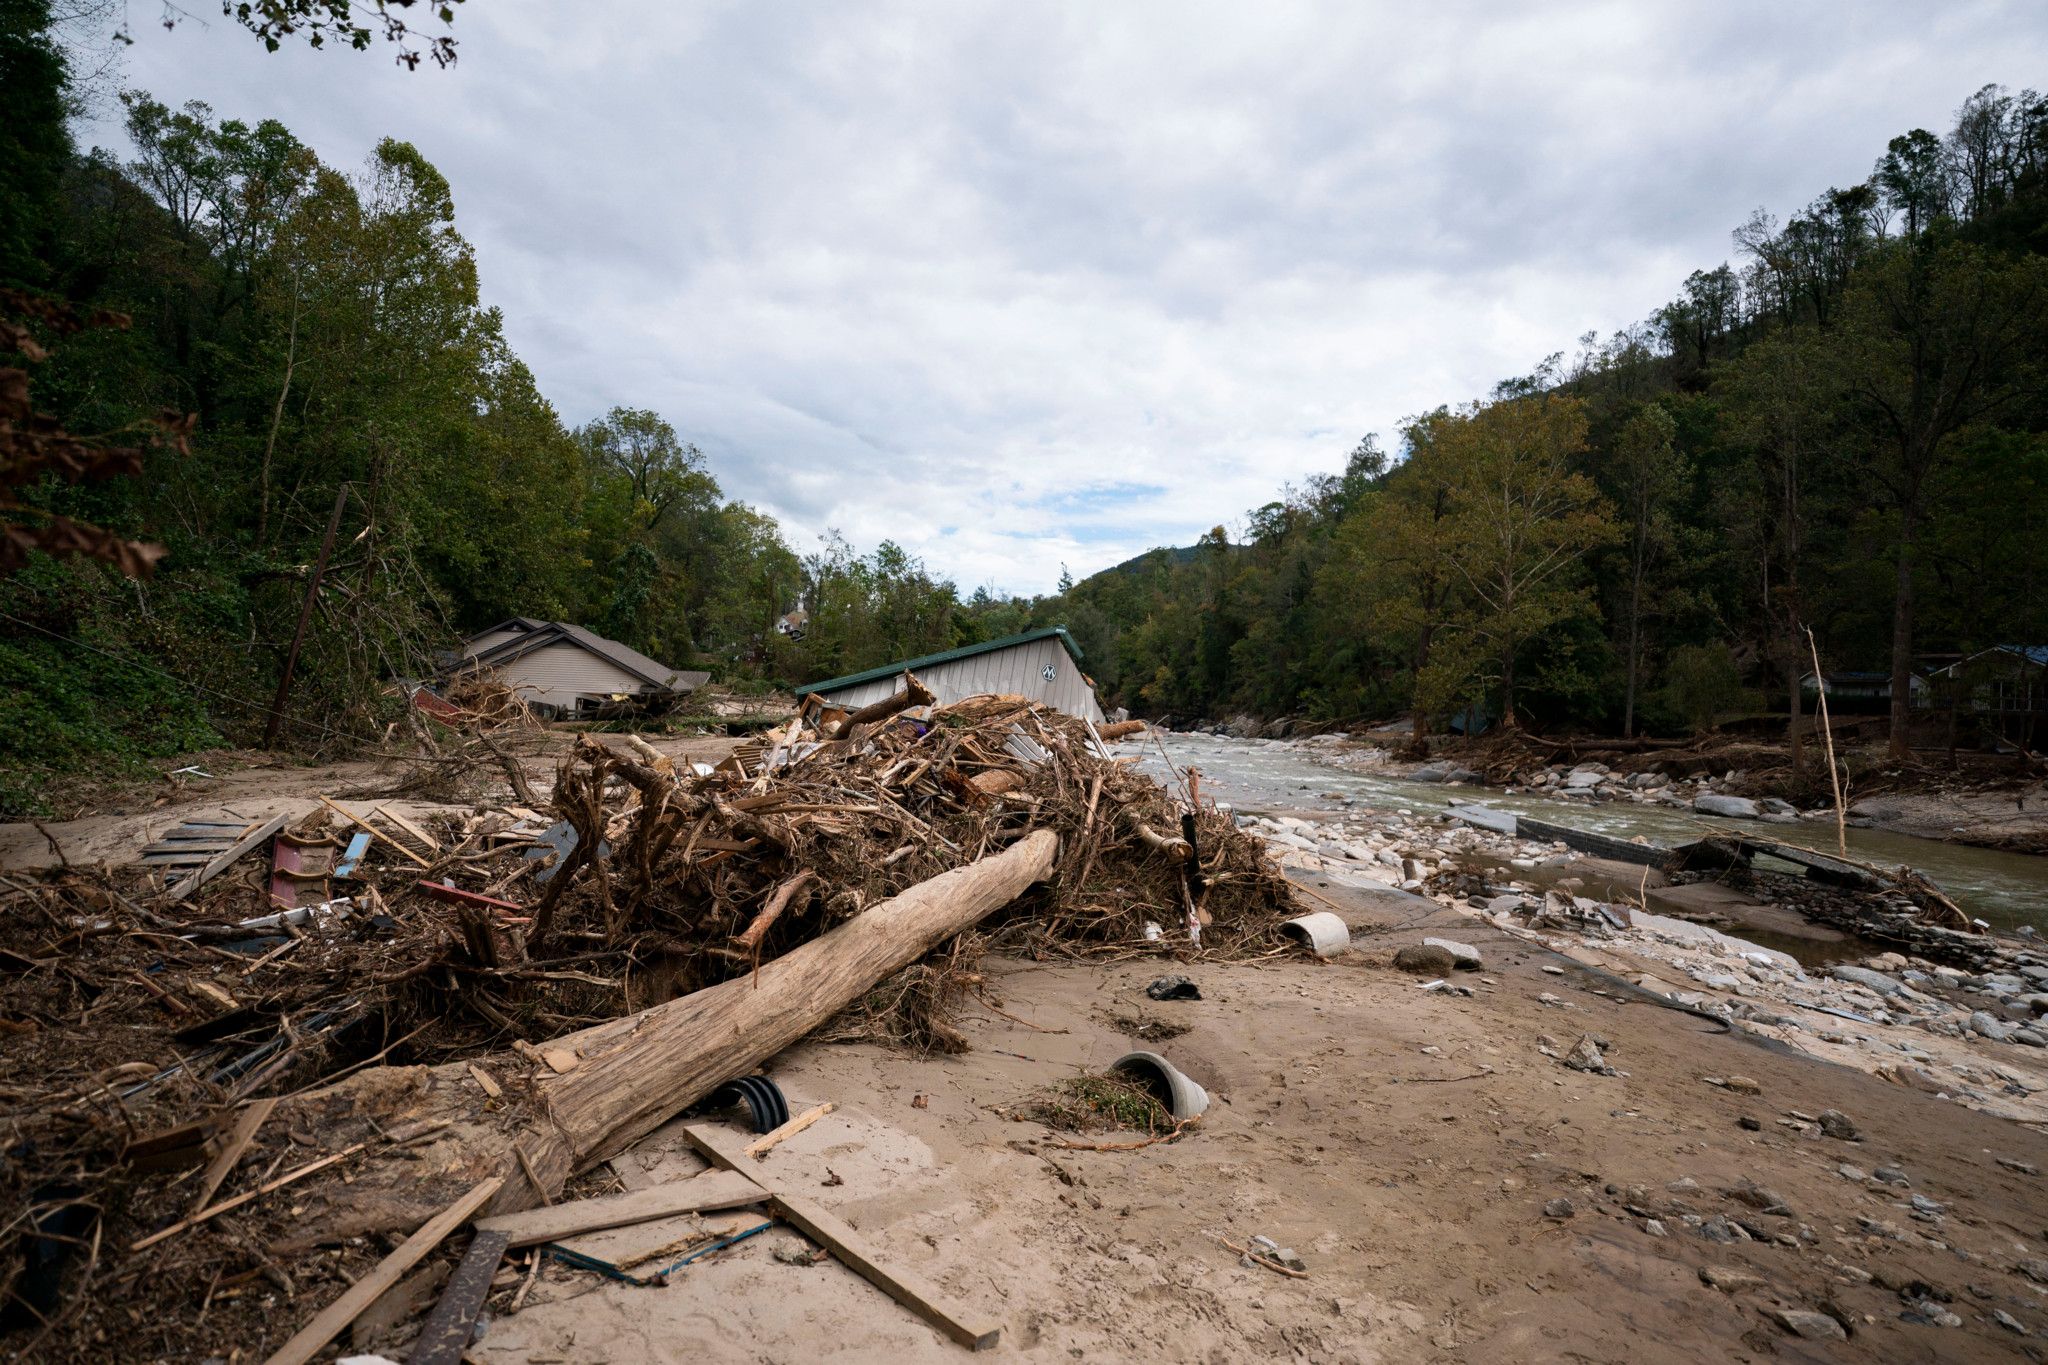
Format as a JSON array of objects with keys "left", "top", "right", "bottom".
[{"left": 1226, "top": 793, "right": 2048, "bottom": 1127}]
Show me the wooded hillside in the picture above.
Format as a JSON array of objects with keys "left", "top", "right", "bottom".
[
  {"left": 0, "top": 0, "right": 1023, "bottom": 815},
  {"left": 1041, "top": 83, "right": 2048, "bottom": 756}
]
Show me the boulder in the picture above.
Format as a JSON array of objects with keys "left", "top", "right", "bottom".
[
  {"left": 1693, "top": 793, "right": 1761, "bottom": 819},
  {"left": 1393, "top": 944, "right": 1458, "bottom": 975},
  {"left": 1831, "top": 965, "right": 1905, "bottom": 997},
  {"left": 1423, "top": 937, "right": 1482, "bottom": 970}
]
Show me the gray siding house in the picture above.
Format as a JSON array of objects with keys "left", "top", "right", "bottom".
[
  {"left": 454, "top": 617, "right": 710, "bottom": 715},
  {"left": 795, "top": 626, "right": 1105, "bottom": 724}
]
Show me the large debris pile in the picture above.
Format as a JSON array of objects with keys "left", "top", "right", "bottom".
[{"left": 0, "top": 685, "right": 1295, "bottom": 1357}]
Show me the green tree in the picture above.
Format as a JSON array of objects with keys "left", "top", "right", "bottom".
[
  {"left": 1828, "top": 241, "right": 2048, "bottom": 757},
  {"left": 1610, "top": 402, "right": 1687, "bottom": 735},
  {"left": 1421, "top": 394, "right": 1619, "bottom": 729}
]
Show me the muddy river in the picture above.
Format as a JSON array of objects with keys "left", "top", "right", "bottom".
[{"left": 1131, "top": 732, "right": 2048, "bottom": 932}]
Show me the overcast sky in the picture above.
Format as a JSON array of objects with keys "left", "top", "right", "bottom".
[{"left": 79, "top": 2, "right": 2048, "bottom": 595}]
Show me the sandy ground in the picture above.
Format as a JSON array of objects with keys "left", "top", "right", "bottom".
[{"left": 457, "top": 878, "right": 2048, "bottom": 1364}]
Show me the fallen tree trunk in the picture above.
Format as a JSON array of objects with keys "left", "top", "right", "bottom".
[
  {"left": 831, "top": 671, "right": 937, "bottom": 739},
  {"left": 525, "top": 827, "right": 1057, "bottom": 1188},
  {"left": 282, "top": 829, "right": 1061, "bottom": 1231},
  {"left": 1096, "top": 720, "right": 1146, "bottom": 741}
]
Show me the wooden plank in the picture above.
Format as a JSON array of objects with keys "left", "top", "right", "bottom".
[
  {"left": 376, "top": 804, "right": 443, "bottom": 853},
  {"left": 351, "top": 1261, "right": 449, "bottom": 1351},
  {"left": 165, "top": 813, "right": 291, "bottom": 903},
  {"left": 683, "top": 1124, "right": 999, "bottom": 1350},
  {"left": 262, "top": 1175, "right": 504, "bottom": 1365},
  {"left": 318, "top": 795, "right": 431, "bottom": 869},
  {"left": 405, "top": 1227, "right": 510, "bottom": 1365},
  {"left": 743, "top": 1101, "right": 836, "bottom": 1159},
  {"left": 555, "top": 1212, "right": 750, "bottom": 1268},
  {"left": 471, "top": 1169, "right": 765, "bottom": 1248},
  {"left": 189, "top": 1097, "right": 278, "bottom": 1213},
  {"left": 143, "top": 853, "right": 221, "bottom": 867}
]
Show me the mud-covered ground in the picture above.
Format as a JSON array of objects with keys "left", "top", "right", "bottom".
[{"left": 449, "top": 878, "right": 2048, "bottom": 1363}]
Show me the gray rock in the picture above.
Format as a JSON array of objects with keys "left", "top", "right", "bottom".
[
  {"left": 1998, "top": 1157, "right": 2039, "bottom": 1176},
  {"left": 1543, "top": 1197, "right": 1575, "bottom": 1219},
  {"left": 1694, "top": 793, "right": 1761, "bottom": 819},
  {"left": 1760, "top": 797, "right": 1798, "bottom": 815},
  {"left": 1563, "top": 1035, "right": 1614, "bottom": 1075},
  {"left": 1972, "top": 1010, "right": 2017, "bottom": 1041},
  {"left": 1831, "top": 965, "right": 1905, "bottom": 997},
  {"left": 1838, "top": 1164, "right": 1867, "bottom": 1181},
  {"left": 1874, "top": 1166, "right": 1911, "bottom": 1187},
  {"left": 1423, "top": 936, "right": 1482, "bottom": 970},
  {"left": 1995, "top": 1309, "right": 2029, "bottom": 1335},
  {"left": 1642, "top": 1218, "right": 1667, "bottom": 1237},
  {"left": 1410, "top": 766, "right": 1449, "bottom": 783},
  {"left": 1768, "top": 1309, "right": 1847, "bottom": 1341}
]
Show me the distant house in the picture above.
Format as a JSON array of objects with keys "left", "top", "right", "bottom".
[
  {"left": 775, "top": 608, "right": 809, "bottom": 640},
  {"left": 1919, "top": 645, "right": 2048, "bottom": 715},
  {"left": 1799, "top": 670, "right": 1928, "bottom": 706},
  {"left": 452, "top": 617, "right": 710, "bottom": 717},
  {"left": 795, "top": 626, "right": 1104, "bottom": 724}
]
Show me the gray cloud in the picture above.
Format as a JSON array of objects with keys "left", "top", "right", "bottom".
[{"left": 84, "top": 1, "right": 2048, "bottom": 593}]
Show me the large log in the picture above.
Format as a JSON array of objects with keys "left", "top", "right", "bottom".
[
  {"left": 516, "top": 828, "right": 1058, "bottom": 1198},
  {"left": 280, "top": 829, "right": 1062, "bottom": 1234}
]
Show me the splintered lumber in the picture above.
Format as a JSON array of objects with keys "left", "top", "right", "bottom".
[
  {"left": 319, "top": 795, "right": 432, "bottom": 869},
  {"left": 375, "top": 803, "right": 442, "bottom": 854},
  {"left": 164, "top": 812, "right": 291, "bottom": 902},
  {"left": 472, "top": 1169, "right": 766, "bottom": 1247},
  {"left": 189, "top": 1097, "right": 278, "bottom": 1213},
  {"left": 744, "top": 1101, "right": 836, "bottom": 1159},
  {"left": 404, "top": 1227, "right": 510, "bottom": 1365},
  {"left": 684, "top": 1123, "right": 999, "bottom": 1350},
  {"left": 516, "top": 828, "right": 1058, "bottom": 1199},
  {"left": 261, "top": 1174, "right": 503, "bottom": 1365},
  {"left": 830, "top": 671, "right": 937, "bottom": 738}
]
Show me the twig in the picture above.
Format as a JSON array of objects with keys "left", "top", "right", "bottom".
[
  {"left": 1214, "top": 1235, "right": 1309, "bottom": 1279},
  {"left": 1049, "top": 1118, "right": 1198, "bottom": 1151}
]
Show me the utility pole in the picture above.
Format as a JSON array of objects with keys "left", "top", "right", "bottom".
[{"left": 263, "top": 484, "right": 349, "bottom": 749}]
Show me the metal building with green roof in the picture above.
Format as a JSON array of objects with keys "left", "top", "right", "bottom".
[{"left": 793, "top": 626, "right": 1105, "bottom": 723}]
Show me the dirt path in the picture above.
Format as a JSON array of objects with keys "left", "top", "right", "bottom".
[{"left": 469, "top": 881, "right": 2048, "bottom": 1363}]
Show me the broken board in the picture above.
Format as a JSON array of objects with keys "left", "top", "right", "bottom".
[{"left": 157, "top": 813, "right": 293, "bottom": 903}]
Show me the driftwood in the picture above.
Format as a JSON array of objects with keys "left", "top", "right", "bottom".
[
  {"left": 293, "top": 830, "right": 1060, "bottom": 1228},
  {"left": 830, "top": 671, "right": 937, "bottom": 739},
  {"left": 1096, "top": 720, "right": 1146, "bottom": 741}
]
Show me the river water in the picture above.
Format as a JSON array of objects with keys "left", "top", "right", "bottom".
[{"left": 1129, "top": 732, "right": 2048, "bottom": 932}]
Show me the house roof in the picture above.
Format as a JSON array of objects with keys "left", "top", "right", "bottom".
[
  {"left": 462, "top": 620, "right": 709, "bottom": 693},
  {"left": 1928, "top": 645, "right": 2048, "bottom": 676},
  {"left": 794, "top": 626, "right": 1085, "bottom": 698}
]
